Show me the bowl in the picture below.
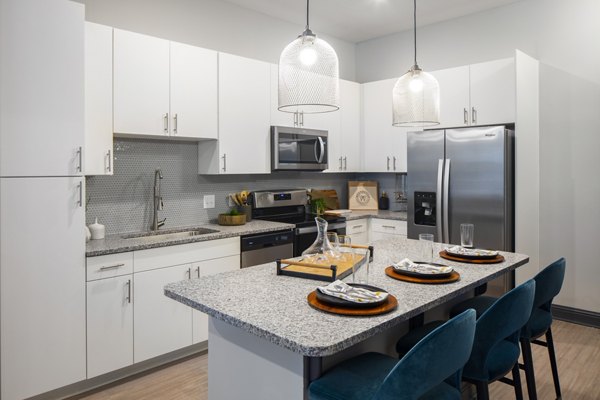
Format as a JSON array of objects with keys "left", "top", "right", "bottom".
[{"left": 218, "top": 214, "right": 246, "bottom": 226}]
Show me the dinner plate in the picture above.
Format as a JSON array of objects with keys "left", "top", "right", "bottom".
[
  {"left": 392, "top": 262, "right": 454, "bottom": 279},
  {"left": 315, "top": 283, "right": 388, "bottom": 309},
  {"left": 444, "top": 247, "right": 499, "bottom": 260}
]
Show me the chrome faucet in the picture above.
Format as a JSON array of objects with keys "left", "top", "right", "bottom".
[{"left": 152, "top": 169, "right": 166, "bottom": 230}]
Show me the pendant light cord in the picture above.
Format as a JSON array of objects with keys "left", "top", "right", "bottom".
[
  {"left": 413, "top": 0, "right": 417, "bottom": 66},
  {"left": 306, "top": 0, "right": 310, "bottom": 31}
]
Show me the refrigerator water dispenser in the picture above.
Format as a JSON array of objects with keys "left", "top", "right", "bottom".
[{"left": 414, "top": 192, "right": 436, "bottom": 226}]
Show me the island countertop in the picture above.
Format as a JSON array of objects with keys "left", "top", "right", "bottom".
[{"left": 165, "top": 238, "right": 528, "bottom": 357}]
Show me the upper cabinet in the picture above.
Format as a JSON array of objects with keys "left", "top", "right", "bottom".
[
  {"left": 431, "top": 58, "right": 515, "bottom": 128},
  {"left": 198, "top": 53, "right": 271, "bottom": 174},
  {"left": 85, "top": 22, "right": 114, "bottom": 176},
  {"left": 0, "top": 0, "right": 84, "bottom": 177},
  {"left": 113, "top": 29, "right": 217, "bottom": 140},
  {"left": 327, "top": 79, "right": 361, "bottom": 173}
]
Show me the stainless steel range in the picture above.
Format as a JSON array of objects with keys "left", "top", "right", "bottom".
[{"left": 251, "top": 189, "right": 346, "bottom": 256}]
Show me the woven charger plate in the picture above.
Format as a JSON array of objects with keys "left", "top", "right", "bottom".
[
  {"left": 307, "top": 291, "right": 398, "bottom": 316},
  {"left": 385, "top": 266, "right": 461, "bottom": 284}
]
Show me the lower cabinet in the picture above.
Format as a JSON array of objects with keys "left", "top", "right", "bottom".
[
  {"left": 346, "top": 219, "right": 369, "bottom": 245},
  {"left": 370, "top": 219, "right": 407, "bottom": 241}
]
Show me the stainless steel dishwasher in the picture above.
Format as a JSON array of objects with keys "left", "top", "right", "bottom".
[{"left": 240, "top": 230, "right": 294, "bottom": 268}]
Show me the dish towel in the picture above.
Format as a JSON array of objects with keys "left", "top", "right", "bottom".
[
  {"left": 317, "top": 280, "right": 388, "bottom": 304},
  {"left": 392, "top": 258, "right": 453, "bottom": 275}
]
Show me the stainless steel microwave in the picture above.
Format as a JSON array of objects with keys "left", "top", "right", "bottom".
[{"left": 271, "top": 126, "right": 328, "bottom": 171}]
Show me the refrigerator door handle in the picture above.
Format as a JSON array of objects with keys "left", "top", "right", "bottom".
[
  {"left": 436, "top": 159, "right": 444, "bottom": 242},
  {"left": 443, "top": 159, "right": 451, "bottom": 243}
]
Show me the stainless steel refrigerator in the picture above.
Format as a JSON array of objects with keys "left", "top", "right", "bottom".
[{"left": 407, "top": 125, "right": 514, "bottom": 295}]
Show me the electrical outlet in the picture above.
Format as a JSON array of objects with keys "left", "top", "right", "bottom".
[{"left": 203, "top": 194, "right": 215, "bottom": 209}]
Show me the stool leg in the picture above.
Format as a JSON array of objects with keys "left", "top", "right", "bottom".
[
  {"left": 475, "top": 381, "right": 489, "bottom": 400},
  {"left": 512, "top": 363, "right": 524, "bottom": 400},
  {"left": 546, "top": 327, "right": 562, "bottom": 399},
  {"left": 520, "top": 338, "right": 538, "bottom": 400}
]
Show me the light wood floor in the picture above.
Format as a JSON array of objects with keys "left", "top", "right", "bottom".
[{"left": 77, "top": 320, "right": 599, "bottom": 400}]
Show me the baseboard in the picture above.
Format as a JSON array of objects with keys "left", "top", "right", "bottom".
[{"left": 552, "top": 304, "right": 600, "bottom": 328}]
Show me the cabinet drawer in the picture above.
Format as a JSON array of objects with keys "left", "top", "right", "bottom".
[
  {"left": 370, "top": 219, "right": 407, "bottom": 235},
  {"left": 346, "top": 219, "right": 368, "bottom": 234},
  {"left": 87, "top": 252, "right": 134, "bottom": 281},
  {"left": 134, "top": 237, "right": 240, "bottom": 273}
]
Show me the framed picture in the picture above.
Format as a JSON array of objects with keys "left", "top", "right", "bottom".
[{"left": 348, "top": 181, "right": 379, "bottom": 210}]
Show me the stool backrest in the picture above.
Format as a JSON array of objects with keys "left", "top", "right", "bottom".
[
  {"left": 533, "top": 258, "right": 566, "bottom": 312},
  {"left": 373, "top": 309, "right": 476, "bottom": 400}
]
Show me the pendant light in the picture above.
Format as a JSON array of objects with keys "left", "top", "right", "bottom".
[
  {"left": 278, "top": 0, "right": 339, "bottom": 114},
  {"left": 392, "top": 0, "right": 440, "bottom": 127}
]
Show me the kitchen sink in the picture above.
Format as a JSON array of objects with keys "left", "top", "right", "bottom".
[{"left": 121, "top": 227, "right": 219, "bottom": 241}]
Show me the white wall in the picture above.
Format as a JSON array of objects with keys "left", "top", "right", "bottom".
[
  {"left": 76, "top": 0, "right": 356, "bottom": 81},
  {"left": 356, "top": 0, "right": 600, "bottom": 313}
]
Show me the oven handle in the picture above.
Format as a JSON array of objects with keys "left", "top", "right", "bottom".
[{"left": 295, "top": 222, "right": 346, "bottom": 235}]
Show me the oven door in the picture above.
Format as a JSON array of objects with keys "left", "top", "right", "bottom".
[
  {"left": 271, "top": 126, "right": 328, "bottom": 171},
  {"left": 294, "top": 222, "right": 346, "bottom": 257}
]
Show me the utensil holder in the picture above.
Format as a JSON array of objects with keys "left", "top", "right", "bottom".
[{"left": 238, "top": 205, "right": 252, "bottom": 222}]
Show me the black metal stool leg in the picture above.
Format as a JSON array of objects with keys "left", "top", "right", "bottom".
[
  {"left": 546, "top": 327, "right": 562, "bottom": 399},
  {"left": 475, "top": 381, "right": 490, "bottom": 400},
  {"left": 520, "top": 338, "right": 538, "bottom": 400},
  {"left": 512, "top": 363, "right": 524, "bottom": 400}
]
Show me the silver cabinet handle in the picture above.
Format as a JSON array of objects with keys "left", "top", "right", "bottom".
[
  {"left": 382, "top": 225, "right": 396, "bottom": 229},
  {"left": 393, "top": 156, "right": 397, "bottom": 171},
  {"left": 77, "top": 181, "right": 83, "bottom": 207},
  {"left": 436, "top": 159, "right": 444, "bottom": 242},
  {"left": 339, "top": 156, "right": 343, "bottom": 170},
  {"left": 76, "top": 146, "right": 83, "bottom": 173},
  {"left": 472, "top": 107, "right": 477, "bottom": 125},
  {"left": 173, "top": 113, "right": 178, "bottom": 135},
  {"left": 299, "top": 111, "right": 304, "bottom": 127},
  {"left": 195, "top": 267, "right": 200, "bottom": 278},
  {"left": 99, "top": 263, "right": 125, "bottom": 271},
  {"left": 443, "top": 159, "right": 451, "bottom": 243},
  {"left": 221, "top": 153, "right": 227, "bottom": 172},
  {"left": 352, "top": 224, "right": 364, "bottom": 229},
  {"left": 125, "top": 279, "right": 131, "bottom": 304},
  {"left": 163, "top": 113, "right": 169, "bottom": 134},
  {"left": 387, "top": 156, "right": 390, "bottom": 171},
  {"left": 293, "top": 112, "right": 298, "bottom": 127},
  {"left": 464, "top": 108, "right": 468, "bottom": 125},
  {"left": 343, "top": 156, "right": 347, "bottom": 170},
  {"left": 106, "top": 149, "right": 112, "bottom": 172},
  {"left": 187, "top": 267, "right": 191, "bottom": 279}
]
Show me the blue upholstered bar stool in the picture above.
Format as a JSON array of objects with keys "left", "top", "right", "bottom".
[
  {"left": 396, "top": 280, "right": 536, "bottom": 400},
  {"left": 308, "top": 309, "right": 476, "bottom": 400},
  {"left": 450, "top": 258, "right": 566, "bottom": 400}
]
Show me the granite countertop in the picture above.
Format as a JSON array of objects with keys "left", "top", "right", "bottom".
[
  {"left": 86, "top": 220, "right": 294, "bottom": 257},
  {"left": 165, "top": 238, "right": 529, "bottom": 357},
  {"left": 344, "top": 210, "right": 407, "bottom": 221}
]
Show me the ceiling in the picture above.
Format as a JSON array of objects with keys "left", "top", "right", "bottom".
[{"left": 222, "top": 0, "right": 523, "bottom": 43}]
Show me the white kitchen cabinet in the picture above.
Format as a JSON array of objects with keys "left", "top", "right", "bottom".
[
  {"left": 191, "top": 255, "right": 241, "bottom": 344},
  {"left": 362, "top": 79, "right": 408, "bottom": 173},
  {"left": 430, "top": 66, "right": 471, "bottom": 129},
  {"left": 370, "top": 219, "right": 407, "bottom": 242},
  {"left": 86, "top": 275, "right": 133, "bottom": 378},
  {"left": 346, "top": 218, "right": 369, "bottom": 245},
  {"left": 469, "top": 58, "right": 515, "bottom": 126},
  {"left": 170, "top": 42, "right": 218, "bottom": 139},
  {"left": 85, "top": 22, "right": 114, "bottom": 176},
  {"left": 0, "top": 0, "right": 84, "bottom": 177},
  {"left": 113, "top": 29, "right": 170, "bottom": 137},
  {"left": 338, "top": 80, "right": 362, "bottom": 172},
  {"left": 134, "top": 264, "right": 194, "bottom": 363},
  {"left": 1, "top": 177, "right": 86, "bottom": 400},
  {"left": 199, "top": 53, "right": 270, "bottom": 174}
]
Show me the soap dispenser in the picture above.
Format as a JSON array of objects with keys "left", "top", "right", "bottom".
[
  {"left": 379, "top": 192, "right": 390, "bottom": 210},
  {"left": 88, "top": 218, "right": 105, "bottom": 240}
]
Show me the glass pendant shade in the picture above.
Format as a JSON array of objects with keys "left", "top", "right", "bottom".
[
  {"left": 392, "top": 66, "right": 440, "bottom": 127},
  {"left": 278, "top": 31, "right": 340, "bottom": 114}
]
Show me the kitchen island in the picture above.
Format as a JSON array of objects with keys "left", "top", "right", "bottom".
[{"left": 165, "top": 237, "right": 528, "bottom": 400}]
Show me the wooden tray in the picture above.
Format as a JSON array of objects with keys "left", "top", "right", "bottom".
[
  {"left": 307, "top": 291, "right": 398, "bottom": 316},
  {"left": 439, "top": 250, "right": 505, "bottom": 264},
  {"left": 385, "top": 266, "right": 461, "bottom": 284}
]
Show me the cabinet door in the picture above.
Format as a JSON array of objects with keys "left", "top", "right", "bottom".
[
  {"left": 191, "top": 255, "right": 240, "bottom": 344},
  {"left": 87, "top": 275, "right": 133, "bottom": 378},
  {"left": 114, "top": 29, "right": 170, "bottom": 137},
  {"left": 85, "top": 22, "right": 113, "bottom": 176},
  {"left": 430, "top": 65, "right": 470, "bottom": 129},
  {"left": 134, "top": 264, "right": 193, "bottom": 363},
  {"left": 270, "top": 64, "right": 296, "bottom": 127},
  {"left": 362, "top": 79, "right": 396, "bottom": 172},
  {"left": 1, "top": 177, "right": 86, "bottom": 400},
  {"left": 0, "top": 0, "right": 84, "bottom": 177},
  {"left": 340, "top": 80, "right": 362, "bottom": 172},
  {"left": 218, "top": 53, "right": 271, "bottom": 174},
  {"left": 470, "top": 58, "right": 515, "bottom": 126},
  {"left": 170, "top": 42, "right": 218, "bottom": 139}
]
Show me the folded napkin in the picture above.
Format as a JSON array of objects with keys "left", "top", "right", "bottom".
[
  {"left": 392, "top": 258, "right": 453, "bottom": 275},
  {"left": 446, "top": 245, "right": 499, "bottom": 257},
  {"left": 317, "top": 280, "right": 388, "bottom": 304}
]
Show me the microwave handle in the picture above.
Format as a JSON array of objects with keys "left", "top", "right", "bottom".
[{"left": 313, "top": 137, "right": 325, "bottom": 164}]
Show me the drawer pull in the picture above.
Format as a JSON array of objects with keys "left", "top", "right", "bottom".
[
  {"left": 99, "top": 263, "right": 125, "bottom": 271},
  {"left": 352, "top": 225, "right": 364, "bottom": 229},
  {"left": 382, "top": 225, "right": 396, "bottom": 229}
]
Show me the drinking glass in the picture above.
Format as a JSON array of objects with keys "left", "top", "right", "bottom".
[
  {"left": 353, "top": 247, "right": 370, "bottom": 284},
  {"left": 326, "top": 232, "right": 340, "bottom": 260},
  {"left": 337, "top": 235, "right": 352, "bottom": 262},
  {"left": 418, "top": 233, "right": 434, "bottom": 263},
  {"left": 460, "top": 224, "right": 475, "bottom": 248}
]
